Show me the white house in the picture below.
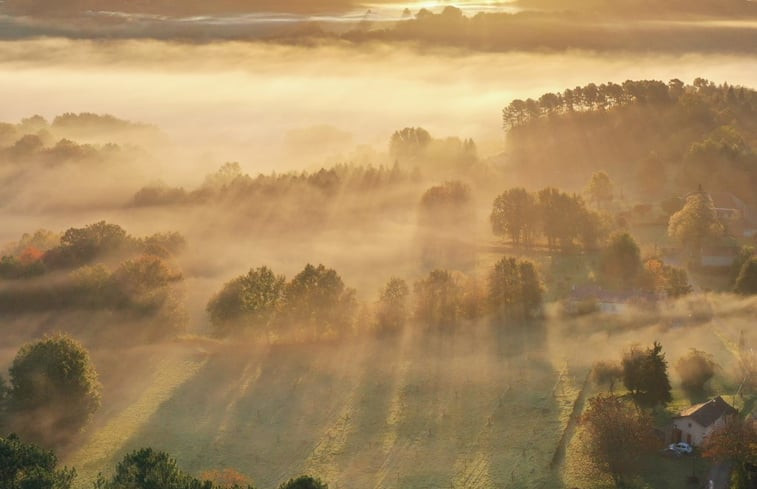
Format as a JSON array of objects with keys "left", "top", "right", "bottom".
[{"left": 671, "top": 396, "right": 738, "bottom": 446}]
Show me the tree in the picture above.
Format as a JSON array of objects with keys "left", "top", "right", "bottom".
[
  {"left": 592, "top": 361, "right": 623, "bottom": 393},
  {"left": 643, "top": 258, "right": 692, "bottom": 298},
  {"left": 389, "top": 127, "right": 431, "bottom": 160},
  {"left": 600, "top": 233, "right": 642, "bottom": 290},
  {"left": 675, "top": 349, "right": 717, "bottom": 398},
  {"left": 581, "top": 395, "right": 655, "bottom": 487},
  {"left": 0, "top": 434, "right": 76, "bottom": 489},
  {"left": 668, "top": 190, "right": 724, "bottom": 260},
  {"left": 702, "top": 416, "right": 757, "bottom": 489},
  {"left": 621, "top": 342, "right": 672, "bottom": 408},
  {"left": 283, "top": 264, "right": 356, "bottom": 337},
  {"left": 278, "top": 476, "right": 327, "bottom": 489},
  {"left": 374, "top": 277, "right": 410, "bottom": 334},
  {"left": 8, "top": 335, "right": 101, "bottom": 447},
  {"left": 414, "top": 269, "right": 463, "bottom": 329},
  {"left": 418, "top": 181, "right": 475, "bottom": 269},
  {"left": 585, "top": 171, "right": 614, "bottom": 210},
  {"left": 207, "top": 267, "right": 286, "bottom": 337},
  {"left": 490, "top": 188, "right": 537, "bottom": 247},
  {"left": 43, "top": 221, "right": 134, "bottom": 270},
  {"left": 487, "top": 257, "right": 543, "bottom": 322},
  {"left": 95, "top": 448, "right": 255, "bottom": 489},
  {"left": 734, "top": 256, "right": 757, "bottom": 295}
]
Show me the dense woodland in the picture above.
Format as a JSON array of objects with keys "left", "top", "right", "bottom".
[{"left": 503, "top": 79, "right": 757, "bottom": 203}]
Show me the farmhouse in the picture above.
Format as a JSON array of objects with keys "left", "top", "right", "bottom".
[{"left": 670, "top": 396, "right": 738, "bottom": 446}]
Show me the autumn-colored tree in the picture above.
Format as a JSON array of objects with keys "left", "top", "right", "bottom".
[
  {"left": 199, "top": 468, "right": 252, "bottom": 487},
  {"left": 581, "top": 395, "right": 655, "bottom": 487},
  {"left": 702, "top": 416, "right": 757, "bottom": 488},
  {"left": 668, "top": 190, "right": 724, "bottom": 260}
]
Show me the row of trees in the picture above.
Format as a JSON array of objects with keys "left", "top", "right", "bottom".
[
  {"left": 490, "top": 186, "right": 607, "bottom": 251},
  {"left": 1, "top": 436, "right": 329, "bottom": 489},
  {"left": 209, "top": 257, "right": 544, "bottom": 339},
  {"left": 502, "top": 78, "right": 752, "bottom": 131},
  {"left": 207, "top": 264, "right": 356, "bottom": 339},
  {"left": 0, "top": 222, "right": 186, "bottom": 279},
  {"left": 503, "top": 79, "right": 680, "bottom": 130}
]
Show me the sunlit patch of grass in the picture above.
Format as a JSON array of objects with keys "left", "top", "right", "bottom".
[{"left": 66, "top": 353, "right": 206, "bottom": 487}]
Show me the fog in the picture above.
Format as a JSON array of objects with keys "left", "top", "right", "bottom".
[
  {"left": 1, "top": 39, "right": 756, "bottom": 174},
  {"left": 0, "top": 18, "right": 755, "bottom": 489}
]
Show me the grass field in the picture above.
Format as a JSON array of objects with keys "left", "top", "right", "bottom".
[
  {"left": 53, "top": 289, "right": 755, "bottom": 489},
  {"left": 63, "top": 326, "right": 577, "bottom": 489}
]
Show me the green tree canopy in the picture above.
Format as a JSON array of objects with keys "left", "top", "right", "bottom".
[
  {"left": 600, "top": 233, "right": 642, "bottom": 290},
  {"left": 490, "top": 187, "right": 538, "bottom": 247},
  {"left": 8, "top": 335, "right": 101, "bottom": 447},
  {"left": 278, "top": 476, "right": 328, "bottom": 489},
  {"left": 621, "top": 341, "right": 672, "bottom": 408},
  {"left": 0, "top": 434, "right": 75, "bottom": 489},
  {"left": 207, "top": 266, "right": 286, "bottom": 337},
  {"left": 94, "top": 448, "right": 255, "bottom": 489},
  {"left": 283, "top": 264, "right": 356, "bottom": 337}
]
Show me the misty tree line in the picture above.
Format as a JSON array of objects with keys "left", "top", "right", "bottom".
[
  {"left": 132, "top": 161, "right": 413, "bottom": 208},
  {"left": 502, "top": 78, "right": 757, "bottom": 130},
  {"left": 490, "top": 185, "right": 607, "bottom": 251},
  {"left": 1, "top": 434, "right": 327, "bottom": 489},
  {"left": 0, "top": 222, "right": 187, "bottom": 340},
  {"left": 208, "top": 256, "right": 544, "bottom": 340}
]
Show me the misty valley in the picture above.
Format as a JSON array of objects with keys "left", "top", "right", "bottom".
[{"left": 0, "top": 2, "right": 756, "bottom": 489}]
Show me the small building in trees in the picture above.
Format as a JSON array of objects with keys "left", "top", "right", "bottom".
[
  {"left": 670, "top": 396, "right": 738, "bottom": 446},
  {"left": 700, "top": 245, "right": 740, "bottom": 268},
  {"left": 565, "top": 285, "right": 658, "bottom": 315}
]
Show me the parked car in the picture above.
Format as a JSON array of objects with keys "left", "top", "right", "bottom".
[{"left": 669, "top": 442, "right": 693, "bottom": 454}]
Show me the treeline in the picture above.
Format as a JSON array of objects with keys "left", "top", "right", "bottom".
[
  {"left": 490, "top": 186, "right": 608, "bottom": 252},
  {"left": 132, "top": 161, "right": 412, "bottom": 208},
  {"left": 0, "top": 222, "right": 187, "bottom": 342},
  {"left": 0, "top": 221, "right": 185, "bottom": 278},
  {"left": 1, "top": 433, "right": 330, "bottom": 489},
  {"left": 208, "top": 256, "right": 544, "bottom": 340},
  {"left": 0, "top": 112, "right": 163, "bottom": 147},
  {"left": 345, "top": 9, "right": 757, "bottom": 54},
  {"left": 505, "top": 79, "right": 757, "bottom": 202},
  {"left": 503, "top": 79, "right": 680, "bottom": 130}
]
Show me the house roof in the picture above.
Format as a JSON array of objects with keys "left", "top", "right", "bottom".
[{"left": 676, "top": 396, "right": 738, "bottom": 428}]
